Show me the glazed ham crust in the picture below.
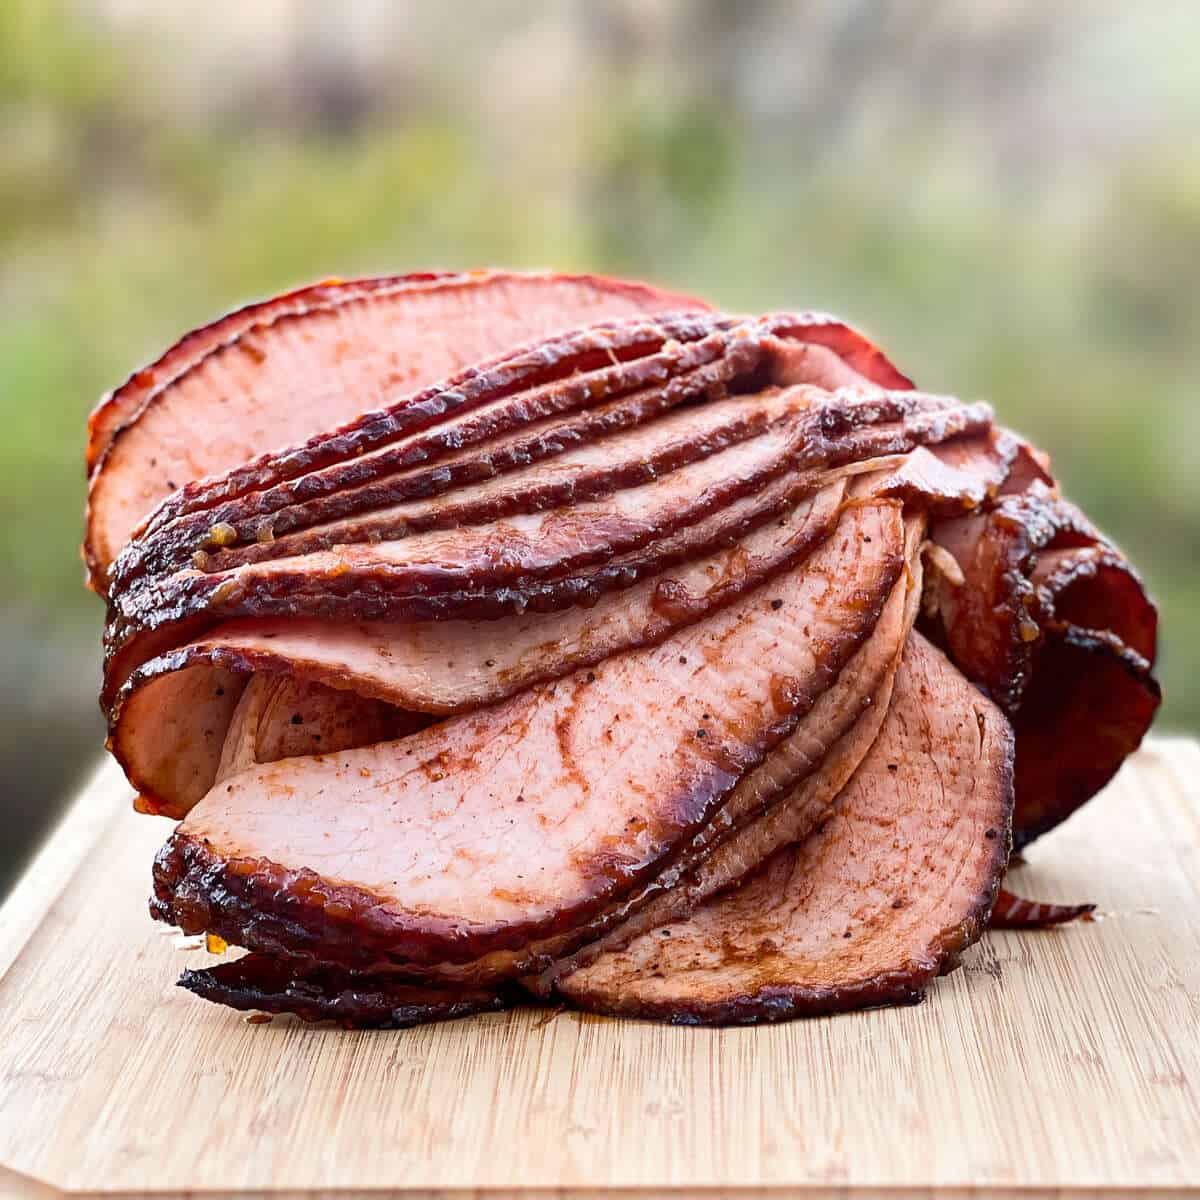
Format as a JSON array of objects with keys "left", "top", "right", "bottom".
[{"left": 89, "top": 271, "right": 1159, "bottom": 1027}]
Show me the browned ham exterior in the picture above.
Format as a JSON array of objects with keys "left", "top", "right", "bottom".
[
  {"left": 85, "top": 271, "right": 711, "bottom": 590},
  {"left": 88, "top": 271, "right": 1160, "bottom": 1027}
]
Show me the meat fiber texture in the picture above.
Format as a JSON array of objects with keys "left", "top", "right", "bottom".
[{"left": 86, "top": 270, "right": 1159, "bottom": 1028}]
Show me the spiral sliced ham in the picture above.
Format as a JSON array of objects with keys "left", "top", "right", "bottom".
[{"left": 88, "top": 272, "right": 1160, "bottom": 1027}]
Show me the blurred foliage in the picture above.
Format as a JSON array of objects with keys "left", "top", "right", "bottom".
[{"left": 1, "top": 0, "right": 1197, "bottom": 892}]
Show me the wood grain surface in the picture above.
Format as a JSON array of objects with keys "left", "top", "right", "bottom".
[{"left": 1, "top": 741, "right": 1197, "bottom": 1199}]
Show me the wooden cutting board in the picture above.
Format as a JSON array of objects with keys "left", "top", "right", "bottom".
[{"left": 1, "top": 740, "right": 1198, "bottom": 1200}]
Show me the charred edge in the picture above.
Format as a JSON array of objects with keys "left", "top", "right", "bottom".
[
  {"left": 560, "top": 972, "right": 932, "bottom": 1027},
  {"left": 177, "top": 952, "right": 512, "bottom": 1028},
  {"left": 1035, "top": 551, "right": 1158, "bottom": 668},
  {"left": 927, "top": 486, "right": 1143, "bottom": 715}
]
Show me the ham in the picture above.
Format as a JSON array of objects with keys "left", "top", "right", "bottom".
[
  {"left": 86, "top": 271, "right": 711, "bottom": 590},
  {"left": 150, "top": 498, "right": 909, "bottom": 980},
  {"left": 85, "top": 273, "right": 1159, "bottom": 1027},
  {"left": 989, "top": 889, "right": 1095, "bottom": 929},
  {"left": 556, "top": 634, "right": 1012, "bottom": 1023},
  {"left": 112, "top": 480, "right": 849, "bottom": 817},
  {"left": 88, "top": 273, "right": 456, "bottom": 475},
  {"left": 178, "top": 953, "right": 509, "bottom": 1029},
  {"left": 923, "top": 483, "right": 1160, "bottom": 846},
  {"left": 528, "top": 512, "right": 926, "bottom": 994}
]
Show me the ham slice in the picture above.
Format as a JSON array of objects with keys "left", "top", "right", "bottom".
[
  {"left": 85, "top": 271, "right": 711, "bottom": 589},
  {"left": 113, "top": 479, "right": 849, "bottom": 817},
  {"left": 151, "top": 497, "right": 908, "bottom": 980},
  {"left": 179, "top": 953, "right": 509, "bottom": 1029},
  {"left": 529, "top": 511, "right": 925, "bottom": 994},
  {"left": 558, "top": 634, "right": 1012, "bottom": 1023},
  {"left": 171, "top": 505, "right": 924, "bottom": 1022},
  {"left": 84, "top": 275, "right": 1159, "bottom": 1027},
  {"left": 88, "top": 273, "right": 456, "bottom": 475},
  {"left": 924, "top": 483, "right": 1160, "bottom": 846}
]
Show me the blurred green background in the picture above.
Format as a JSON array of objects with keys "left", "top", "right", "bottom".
[{"left": 2, "top": 0, "right": 1197, "bottom": 897}]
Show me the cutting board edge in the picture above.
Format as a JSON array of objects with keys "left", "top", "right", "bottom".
[
  {"left": 0, "top": 760, "right": 127, "bottom": 982},
  {"left": 4, "top": 1159, "right": 1200, "bottom": 1200}
]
